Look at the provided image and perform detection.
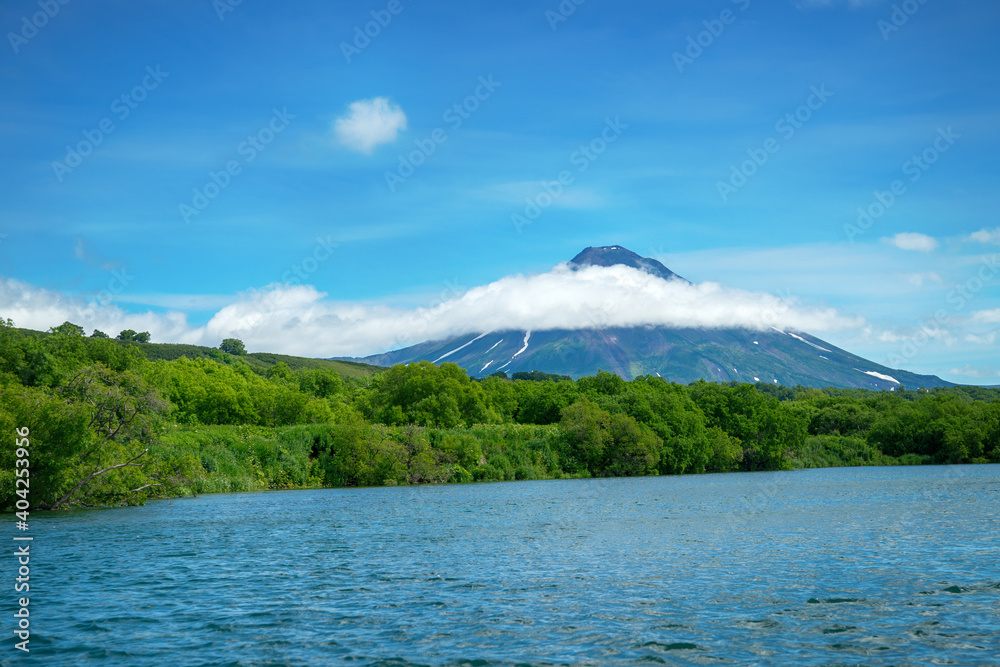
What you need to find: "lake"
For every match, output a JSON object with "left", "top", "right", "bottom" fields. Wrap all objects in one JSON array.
[{"left": 9, "top": 465, "right": 1000, "bottom": 665}]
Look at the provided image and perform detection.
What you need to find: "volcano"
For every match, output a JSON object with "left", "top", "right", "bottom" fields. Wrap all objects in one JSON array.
[{"left": 341, "top": 246, "right": 951, "bottom": 390}]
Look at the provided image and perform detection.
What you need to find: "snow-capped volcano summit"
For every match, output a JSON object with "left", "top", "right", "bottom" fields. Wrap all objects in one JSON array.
[{"left": 340, "top": 247, "right": 950, "bottom": 390}]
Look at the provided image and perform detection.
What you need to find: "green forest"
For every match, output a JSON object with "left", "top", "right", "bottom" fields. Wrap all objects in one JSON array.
[{"left": 2, "top": 320, "right": 999, "bottom": 511}]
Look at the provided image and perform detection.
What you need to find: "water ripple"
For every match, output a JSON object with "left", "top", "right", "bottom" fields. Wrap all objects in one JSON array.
[{"left": 12, "top": 465, "right": 1000, "bottom": 666}]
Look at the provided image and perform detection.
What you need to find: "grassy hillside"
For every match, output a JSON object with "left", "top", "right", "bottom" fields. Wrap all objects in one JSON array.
[
  {"left": 11, "top": 327, "right": 383, "bottom": 379},
  {"left": 134, "top": 341, "right": 381, "bottom": 379}
]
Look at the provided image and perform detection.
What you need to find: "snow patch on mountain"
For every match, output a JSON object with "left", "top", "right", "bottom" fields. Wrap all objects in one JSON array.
[
  {"left": 789, "top": 332, "right": 832, "bottom": 352},
  {"left": 860, "top": 370, "right": 900, "bottom": 384},
  {"left": 512, "top": 331, "right": 531, "bottom": 359},
  {"left": 433, "top": 332, "right": 490, "bottom": 363}
]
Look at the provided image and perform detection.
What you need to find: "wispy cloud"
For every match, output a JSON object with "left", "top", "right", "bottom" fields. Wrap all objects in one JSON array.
[
  {"left": 884, "top": 232, "right": 939, "bottom": 252},
  {"left": 971, "top": 308, "right": 1000, "bottom": 323},
  {"left": 900, "top": 271, "right": 942, "bottom": 288},
  {"left": 968, "top": 227, "right": 1000, "bottom": 245},
  {"left": 479, "top": 182, "right": 605, "bottom": 209},
  {"left": 74, "top": 236, "right": 122, "bottom": 271},
  {"left": 948, "top": 364, "right": 1000, "bottom": 379},
  {"left": 333, "top": 97, "right": 407, "bottom": 154},
  {"left": 965, "top": 332, "right": 997, "bottom": 345}
]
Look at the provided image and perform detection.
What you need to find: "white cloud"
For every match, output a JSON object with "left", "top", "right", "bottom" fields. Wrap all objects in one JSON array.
[
  {"left": 884, "top": 232, "right": 939, "bottom": 252},
  {"left": 0, "top": 277, "right": 194, "bottom": 341},
  {"left": 900, "top": 272, "right": 943, "bottom": 288},
  {"left": 0, "top": 265, "right": 866, "bottom": 358},
  {"left": 965, "top": 332, "right": 997, "bottom": 345},
  {"left": 948, "top": 364, "right": 1000, "bottom": 379},
  {"left": 968, "top": 227, "right": 1000, "bottom": 245},
  {"left": 876, "top": 324, "right": 950, "bottom": 344},
  {"left": 971, "top": 308, "right": 1000, "bottom": 323},
  {"left": 333, "top": 97, "right": 407, "bottom": 154}
]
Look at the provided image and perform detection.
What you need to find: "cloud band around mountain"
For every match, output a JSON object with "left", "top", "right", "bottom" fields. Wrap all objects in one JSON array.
[{"left": 0, "top": 263, "right": 865, "bottom": 358}]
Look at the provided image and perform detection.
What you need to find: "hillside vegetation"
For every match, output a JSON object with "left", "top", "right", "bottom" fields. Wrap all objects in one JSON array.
[{"left": 1, "top": 320, "right": 998, "bottom": 510}]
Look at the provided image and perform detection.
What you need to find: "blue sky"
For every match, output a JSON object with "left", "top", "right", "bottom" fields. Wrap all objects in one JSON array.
[{"left": 1, "top": 0, "right": 999, "bottom": 383}]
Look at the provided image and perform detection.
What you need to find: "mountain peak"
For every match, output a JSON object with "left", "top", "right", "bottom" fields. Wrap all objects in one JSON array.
[{"left": 569, "top": 245, "right": 686, "bottom": 282}]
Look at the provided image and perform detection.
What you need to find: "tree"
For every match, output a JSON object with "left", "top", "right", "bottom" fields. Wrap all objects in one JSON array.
[
  {"left": 559, "top": 399, "right": 660, "bottom": 476},
  {"left": 90, "top": 329, "right": 110, "bottom": 339},
  {"left": 514, "top": 379, "right": 579, "bottom": 425},
  {"left": 560, "top": 399, "right": 610, "bottom": 474},
  {"left": 361, "top": 362, "right": 499, "bottom": 428},
  {"left": 116, "top": 330, "right": 150, "bottom": 343},
  {"left": 604, "top": 412, "right": 660, "bottom": 476},
  {"left": 624, "top": 376, "right": 728, "bottom": 474},
  {"left": 0, "top": 364, "right": 177, "bottom": 510},
  {"left": 220, "top": 338, "right": 246, "bottom": 355},
  {"left": 50, "top": 321, "right": 85, "bottom": 336},
  {"left": 46, "top": 365, "right": 169, "bottom": 509},
  {"left": 689, "top": 381, "right": 802, "bottom": 471}
]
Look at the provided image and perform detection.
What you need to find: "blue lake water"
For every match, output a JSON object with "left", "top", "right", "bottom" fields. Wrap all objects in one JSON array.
[{"left": 7, "top": 465, "right": 1000, "bottom": 665}]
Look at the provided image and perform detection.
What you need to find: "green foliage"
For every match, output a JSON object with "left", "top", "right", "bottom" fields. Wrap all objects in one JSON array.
[
  {"left": 512, "top": 379, "right": 580, "bottom": 425},
  {"left": 143, "top": 357, "right": 326, "bottom": 428},
  {"left": 116, "top": 329, "right": 150, "bottom": 343},
  {"left": 559, "top": 399, "right": 660, "bottom": 477},
  {"left": 219, "top": 338, "right": 247, "bottom": 355},
  {"left": 641, "top": 377, "right": 742, "bottom": 474},
  {"left": 360, "top": 361, "right": 500, "bottom": 428},
  {"left": 50, "top": 321, "right": 85, "bottom": 336},
  {"left": 511, "top": 370, "right": 572, "bottom": 382},
  {"left": 0, "top": 364, "right": 184, "bottom": 510},
  {"left": 90, "top": 329, "right": 110, "bottom": 338},
  {"left": 790, "top": 435, "right": 893, "bottom": 469},
  {"left": 689, "top": 381, "right": 803, "bottom": 471},
  {"left": 155, "top": 424, "right": 323, "bottom": 494},
  {"left": 866, "top": 393, "right": 999, "bottom": 464},
  {"left": 480, "top": 374, "right": 519, "bottom": 422},
  {"left": 2, "top": 319, "right": 998, "bottom": 509},
  {"left": 807, "top": 398, "right": 878, "bottom": 437}
]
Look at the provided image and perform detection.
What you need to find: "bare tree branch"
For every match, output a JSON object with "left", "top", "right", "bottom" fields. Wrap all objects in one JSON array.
[
  {"left": 49, "top": 447, "right": 149, "bottom": 510},
  {"left": 128, "top": 483, "right": 163, "bottom": 494}
]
